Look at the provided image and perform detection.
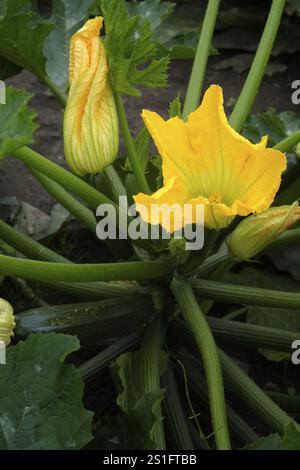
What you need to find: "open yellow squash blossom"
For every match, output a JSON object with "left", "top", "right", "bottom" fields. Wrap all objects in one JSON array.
[
  {"left": 64, "top": 17, "right": 119, "bottom": 176},
  {"left": 134, "top": 85, "right": 287, "bottom": 231}
]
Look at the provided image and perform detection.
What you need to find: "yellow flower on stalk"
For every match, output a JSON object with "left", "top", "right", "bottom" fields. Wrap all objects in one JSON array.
[
  {"left": 64, "top": 17, "right": 119, "bottom": 176},
  {"left": 134, "top": 85, "right": 287, "bottom": 231},
  {"left": 0, "top": 298, "right": 15, "bottom": 346},
  {"left": 226, "top": 202, "right": 300, "bottom": 261}
]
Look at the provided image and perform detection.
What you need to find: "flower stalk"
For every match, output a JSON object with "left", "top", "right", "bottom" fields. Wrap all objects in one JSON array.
[
  {"left": 182, "top": 0, "right": 220, "bottom": 119},
  {"left": 114, "top": 93, "right": 151, "bottom": 195},
  {"left": 30, "top": 168, "right": 97, "bottom": 232},
  {"left": 14, "top": 146, "right": 115, "bottom": 211}
]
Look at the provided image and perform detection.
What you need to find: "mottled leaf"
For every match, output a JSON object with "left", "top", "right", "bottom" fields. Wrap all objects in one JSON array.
[
  {"left": 44, "top": 0, "right": 95, "bottom": 92},
  {"left": 0, "top": 0, "right": 54, "bottom": 77},
  {"left": 100, "top": 0, "right": 169, "bottom": 96},
  {"left": 0, "top": 87, "right": 38, "bottom": 160},
  {"left": 0, "top": 333, "right": 93, "bottom": 449}
]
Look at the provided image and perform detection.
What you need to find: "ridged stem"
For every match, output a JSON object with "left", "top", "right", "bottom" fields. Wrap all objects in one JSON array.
[
  {"left": 114, "top": 94, "right": 151, "bottom": 195},
  {"left": 0, "top": 254, "right": 170, "bottom": 282},
  {"left": 192, "top": 279, "right": 300, "bottom": 310},
  {"left": 0, "top": 218, "right": 137, "bottom": 298},
  {"left": 139, "top": 315, "right": 167, "bottom": 449},
  {"left": 162, "top": 364, "right": 195, "bottom": 450},
  {"left": 182, "top": 0, "right": 220, "bottom": 119},
  {"left": 30, "top": 169, "right": 96, "bottom": 232},
  {"left": 229, "top": 0, "right": 286, "bottom": 132},
  {"left": 79, "top": 331, "right": 140, "bottom": 381},
  {"left": 171, "top": 277, "right": 231, "bottom": 450},
  {"left": 176, "top": 322, "right": 296, "bottom": 434},
  {"left": 13, "top": 146, "right": 116, "bottom": 211}
]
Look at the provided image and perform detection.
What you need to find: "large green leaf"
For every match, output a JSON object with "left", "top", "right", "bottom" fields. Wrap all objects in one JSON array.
[
  {"left": 212, "top": 53, "right": 286, "bottom": 77},
  {"left": 0, "top": 87, "right": 38, "bottom": 160},
  {"left": 268, "top": 242, "right": 300, "bottom": 284},
  {"left": 44, "top": 0, "right": 95, "bottom": 92},
  {"left": 0, "top": 1, "right": 54, "bottom": 78},
  {"left": 154, "top": 3, "right": 217, "bottom": 60},
  {"left": 0, "top": 57, "right": 22, "bottom": 80},
  {"left": 242, "top": 109, "right": 300, "bottom": 202},
  {"left": 0, "top": 333, "right": 93, "bottom": 449},
  {"left": 286, "top": 0, "right": 300, "bottom": 16},
  {"left": 242, "top": 109, "right": 300, "bottom": 147},
  {"left": 126, "top": 0, "right": 175, "bottom": 32},
  {"left": 100, "top": 0, "right": 169, "bottom": 96},
  {"left": 244, "top": 421, "right": 300, "bottom": 450}
]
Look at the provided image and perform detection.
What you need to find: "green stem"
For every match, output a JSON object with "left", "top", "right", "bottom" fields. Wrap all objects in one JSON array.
[
  {"left": 196, "top": 251, "right": 229, "bottom": 278},
  {"left": 200, "top": 258, "right": 234, "bottom": 314},
  {"left": 268, "top": 227, "right": 300, "bottom": 248},
  {"left": 41, "top": 74, "right": 67, "bottom": 108},
  {"left": 178, "top": 352, "right": 259, "bottom": 445},
  {"left": 13, "top": 146, "right": 116, "bottom": 211},
  {"left": 103, "top": 164, "right": 127, "bottom": 205},
  {"left": 139, "top": 315, "right": 167, "bottom": 449},
  {"left": 196, "top": 227, "right": 300, "bottom": 279},
  {"left": 207, "top": 317, "right": 298, "bottom": 353},
  {"left": 222, "top": 307, "right": 247, "bottom": 321},
  {"left": 267, "top": 392, "right": 300, "bottom": 412},
  {"left": 0, "top": 218, "right": 135, "bottom": 298},
  {"left": 173, "top": 317, "right": 298, "bottom": 355},
  {"left": 171, "top": 277, "right": 231, "bottom": 450},
  {"left": 30, "top": 169, "right": 97, "bottom": 232},
  {"left": 182, "top": 0, "right": 220, "bottom": 119},
  {"left": 114, "top": 93, "right": 151, "bottom": 195},
  {"left": 176, "top": 322, "right": 296, "bottom": 434},
  {"left": 183, "top": 230, "right": 218, "bottom": 274},
  {"left": 229, "top": 0, "right": 286, "bottom": 132},
  {"left": 0, "top": 254, "right": 171, "bottom": 283},
  {"left": 162, "top": 364, "right": 195, "bottom": 450},
  {"left": 219, "top": 349, "right": 295, "bottom": 433},
  {"left": 274, "top": 129, "right": 300, "bottom": 152},
  {"left": 16, "top": 147, "right": 153, "bottom": 251},
  {"left": 0, "top": 218, "right": 67, "bottom": 263},
  {"left": 79, "top": 331, "right": 140, "bottom": 381},
  {"left": 192, "top": 278, "right": 300, "bottom": 310}
]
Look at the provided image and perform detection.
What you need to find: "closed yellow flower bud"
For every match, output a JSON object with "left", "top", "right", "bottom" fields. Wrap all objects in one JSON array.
[
  {"left": 64, "top": 17, "right": 119, "bottom": 176},
  {"left": 226, "top": 202, "right": 300, "bottom": 261},
  {"left": 0, "top": 298, "right": 15, "bottom": 345}
]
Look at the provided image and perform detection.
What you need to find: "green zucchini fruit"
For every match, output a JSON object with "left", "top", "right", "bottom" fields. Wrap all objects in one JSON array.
[{"left": 16, "top": 294, "right": 155, "bottom": 347}]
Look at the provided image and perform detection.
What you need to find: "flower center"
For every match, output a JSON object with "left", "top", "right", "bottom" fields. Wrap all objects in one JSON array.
[{"left": 208, "top": 192, "right": 222, "bottom": 204}]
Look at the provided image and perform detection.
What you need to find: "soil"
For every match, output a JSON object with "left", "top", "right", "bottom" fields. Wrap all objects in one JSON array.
[{"left": 1, "top": 54, "right": 300, "bottom": 212}]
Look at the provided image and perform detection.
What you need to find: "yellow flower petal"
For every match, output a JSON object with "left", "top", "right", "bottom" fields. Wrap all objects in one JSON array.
[
  {"left": 64, "top": 17, "right": 119, "bottom": 176},
  {"left": 135, "top": 177, "right": 190, "bottom": 232},
  {"left": 135, "top": 85, "right": 287, "bottom": 231}
]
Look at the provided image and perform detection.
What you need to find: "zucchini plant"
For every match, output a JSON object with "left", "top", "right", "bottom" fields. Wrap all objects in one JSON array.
[{"left": 0, "top": 0, "right": 300, "bottom": 451}]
